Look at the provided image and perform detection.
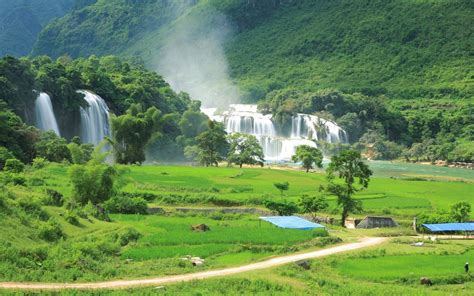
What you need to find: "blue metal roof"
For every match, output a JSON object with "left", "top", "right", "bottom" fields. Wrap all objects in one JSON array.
[
  {"left": 422, "top": 223, "right": 474, "bottom": 232},
  {"left": 260, "top": 216, "right": 324, "bottom": 230}
]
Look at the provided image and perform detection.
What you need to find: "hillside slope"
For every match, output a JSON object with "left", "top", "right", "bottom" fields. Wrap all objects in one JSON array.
[
  {"left": 32, "top": 0, "right": 474, "bottom": 101},
  {"left": 0, "top": 0, "right": 75, "bottom": 57}
]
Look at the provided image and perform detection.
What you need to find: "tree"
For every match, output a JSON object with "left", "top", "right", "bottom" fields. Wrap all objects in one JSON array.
[
  {"left": 326, "top": 150, "right": 372, "bottom": 226},
  {"left": 299, "top": 195, "right": 328, "bottom": 220},
  {"left": 67, "top": 141, "right": 94, "bottom": 164},
  {"left": 264, "top": 200, "right": 299, "bottom": 216},
  {"left": 292, "top": 145, "right": 323, "bottom": 172},
  {"left": 227, "top": 133, "right": 265, "bottom": 168},
  {"left": 273, "top": 182, "right": 289, "bottom": 196},
  {"left": 450, "top": 201, "right": 471, "bottom": 222},
  {"left": 69, "top": 164, "right": 117, "bottom": 205},
  {"left": 0, "top": 146, "right": 14, "bottom": 170},
  {"left": 110, "top": 104, "right": 162, "bottom": 164},
  {"left": 35, "top": 131, "right": 71, "bottom": 163},
  {"left": 190, "top": 121, "right": 228, "bottom": 167}
]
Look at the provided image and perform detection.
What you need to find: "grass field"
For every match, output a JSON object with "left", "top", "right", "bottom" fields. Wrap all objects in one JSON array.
[
  {"left": 39, "top": 163, "right": 474, "bottom": 219},
  {"left": 0, "top": 162, "right": 473, "bottom": 294}
]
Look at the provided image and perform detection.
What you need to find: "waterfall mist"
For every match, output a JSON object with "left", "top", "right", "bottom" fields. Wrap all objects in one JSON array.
[
  {"left": 205, "top": 105, "right": 348, "bottom": 161},
  {"left": 35, "top": 92, "right": 61, "bottom": 136},
  {"left": 154, "top": 8, "right": 240, "bottom": 107}
]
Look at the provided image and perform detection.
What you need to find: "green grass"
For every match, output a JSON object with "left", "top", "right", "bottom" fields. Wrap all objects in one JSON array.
[
  {"left": 39, "top": 163, "right": 473, "bottom": 218},
  {"left": 113, "top": 214, "right": 317, "bottom": 262},
  {"left": 338, "top": 250, "right": 474, "bottom": 282},
  {"left": 0, "top": 161, "right": 473, "bottom": 290}
]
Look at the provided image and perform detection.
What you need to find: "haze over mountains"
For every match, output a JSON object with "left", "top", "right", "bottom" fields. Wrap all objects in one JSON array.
[
  {"left": 1, "top": 0, "right": 469, "bottom": 102},
  {"left": 0, "top": 0, "right": 76, "bottom": 57}
]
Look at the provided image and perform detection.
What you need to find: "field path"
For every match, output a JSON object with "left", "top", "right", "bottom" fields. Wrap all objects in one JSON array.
[{"left": 0, "top": 237, "right": 385, "bottom": 290}]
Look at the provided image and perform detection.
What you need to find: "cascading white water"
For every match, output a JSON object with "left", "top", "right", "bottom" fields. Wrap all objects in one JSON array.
[
  {"left": 78, "top": 90, "right": 111, "bottom": 146},
  {"left": 205, "top": 104, "right": 347, "bottom": 161},
  {"left": 34, "top": 92, "right": 60, "bottom": 136}
]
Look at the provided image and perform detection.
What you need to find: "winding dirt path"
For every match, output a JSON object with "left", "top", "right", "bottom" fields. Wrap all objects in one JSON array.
[{"left": 0, "top": 237, "right": 385, "bottom": 290}]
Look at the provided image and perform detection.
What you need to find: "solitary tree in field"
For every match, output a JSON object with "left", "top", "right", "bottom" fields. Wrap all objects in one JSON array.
[
  {"left": 326, "top": 150, "right": 372, "bottom": 226},
  {"left": 227, "top": 133, "right": 265, "bottom": 168},
  {"left": 292, "top": 145, "right": 323, "bottom": 172},
  {"left": 274, "top": 182, "right": 289, "bottom": 196},
  {"left": 190, "top": 121, "right": 228, "bottom": 167},
  {"left": 299, "top": 195, "right": 328, "bottom": 220}
]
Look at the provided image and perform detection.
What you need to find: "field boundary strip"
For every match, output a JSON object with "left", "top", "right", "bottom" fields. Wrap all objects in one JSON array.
[{"left": 0, "top": 237, "right": 386, "bottom": 290}]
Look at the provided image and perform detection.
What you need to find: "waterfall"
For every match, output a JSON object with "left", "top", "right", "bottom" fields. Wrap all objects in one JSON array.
[
  {"left": 205, "top": 104, "right": 347, "bottom": 161},
  {"left": 34, "top": 92, "right": 60, "bottom": 136},
  {"left": 78, "top": 90, "right": 111, "bottom": 146}
]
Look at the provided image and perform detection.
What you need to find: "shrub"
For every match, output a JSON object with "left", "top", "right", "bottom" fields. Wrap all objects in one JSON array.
[
  {"left": 104, "top": 195, "right": 147, "bottom": 214},
  {"left": 3, "top": 173, "right": 26, "bottom": 186},
  {"left": 264, "top": 200, "right": 299, "bottom": 216},
  {"left": 28, "top": 177, "right": 45, "bottom": 186},
  {"left": 0, "top": 147, "right": 15, "bottom": 170},
  {"left": 69, "top": 164, "right": 117, "bottom": 205},
  {"left": 18, "top": 198, "right": 49, "bottom": 221},
  {"left": 65, "top": 212, "right": 80, "bottom": 226},
  {"left": 121, "top": 192, "right": 157, "bottom": 202},
  {"left": 4, "top": 159, "right": 24, "bottom": 173},
  {"left": 42, "top": 189, "right": 64, "bottom": 207},
  {"left": 32, "top": 157, "right": 48, "bottom": 169},
  {"left": 118, "top": 228, "right": 141, "bottom": 246},
  {"left": 38, "top": 219, "right": 64, "bottom": 241}
]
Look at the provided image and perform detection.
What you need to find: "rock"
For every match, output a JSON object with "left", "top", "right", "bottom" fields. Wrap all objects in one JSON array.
[
  {"left": 190, "top": 257, "right": 205, "bottom": 266},
  {"left": 295, "top": 260, "right": 311, "bottom": 270},
  {"left": 191, "top": 224, "right": 210, "bottom": 232},
  {"left": 420, "top": 277, "right": 432, "bottom": 286}
]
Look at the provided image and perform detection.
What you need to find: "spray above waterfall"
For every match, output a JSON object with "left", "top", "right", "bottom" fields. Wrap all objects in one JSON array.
[
  {"left": 155, "top": 8, "right": 240, "bottom": 107},
  {"left": 78, "top": 90, "right": 111, "bottom": 146},
  {"left": 204, "top": 105, "right": 348, "bottom": 161},
  {"left": 34, "top": 92, "right": 60, "bottom": 136}
]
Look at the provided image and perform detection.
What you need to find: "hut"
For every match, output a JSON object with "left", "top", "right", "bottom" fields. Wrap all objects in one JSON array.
[{"left": 355, "top": 216, "right": 398, "bottom": 229}]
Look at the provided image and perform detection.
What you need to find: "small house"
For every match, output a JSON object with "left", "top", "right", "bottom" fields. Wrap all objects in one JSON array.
[{"left": 355, "top": 216, "right": 398, "bottom": 229}]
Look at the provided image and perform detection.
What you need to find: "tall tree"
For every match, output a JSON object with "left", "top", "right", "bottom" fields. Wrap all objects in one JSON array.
[
  {"left": 227, "top": 133, "right": 265, "bottom": 168},
  {"left": 326, "top": 150, "right": 372, "bottom": 226},
  {"left": 191, "top": 121, "right": 228, "bottom": 167},
  {"left": 292, "top": 145, "right": 323, "bottom": 172},
  {"left": 110, "top": 104, "right": 161, "bottom": 164}
]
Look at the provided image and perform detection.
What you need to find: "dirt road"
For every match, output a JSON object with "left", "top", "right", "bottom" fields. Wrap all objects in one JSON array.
[{"left": 0, "top": 237, "right": 385, "bottom": 290}]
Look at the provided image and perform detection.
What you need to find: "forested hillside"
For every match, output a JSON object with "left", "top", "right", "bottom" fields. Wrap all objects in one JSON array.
[
  {"left": 33, "top": 0, "right": 473, "bottom": 100},
  {"left": 0, "top": 0, "right": 76, "bottom": 57}
]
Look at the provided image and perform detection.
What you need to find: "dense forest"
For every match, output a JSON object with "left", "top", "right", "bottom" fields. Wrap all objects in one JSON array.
[
  {"left": 0, "top": 0, "right": 473, "bottom": 163},
  {"left": 0, "top": 55, "right": 217, "bottom": 166},
  {"left": 0, "top": 0, "right": 76, "bottom": 57}
]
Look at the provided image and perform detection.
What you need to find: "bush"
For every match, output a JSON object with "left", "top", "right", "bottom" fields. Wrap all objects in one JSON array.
[
  {"left": 121, "top": 192, "right": 157, "bottom": 202},
  {"left": 38, "top": 219, "right": 64, "bottom": 241},
  {"left": 264, "top": 200, "right": 299, "bottom": 216},
  {"left": 17, "top": 198, "right": 49, "bottom": 221},
  {"left": 32, "top": 157, "right": 48, "bottom": 169},
  {"left": 2, "top": 173, "right": 26, "bottom": 186},
  {"left": 69, "top": 164, "right": 117, "bottom": 205},
  {"left": 42, "top": 189, "right": 64, "bottom": 207},
  {"left": 118, "top": 228, "right": 141, "bottom": 246},
  {"left": 4, "top": 159, "right": 24, "bottom": 173},
  {"left": 0, "top": 147, "right": 15, "bottom": 170},
  {"left": 104, "top": 195, "right": 147, "bottom": 214},
  {"left": 28, "top": 177, "right": 45, "bottom": 186},
  {"left": 65, "top": 212, "right": 80, "bottom": 226}
]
